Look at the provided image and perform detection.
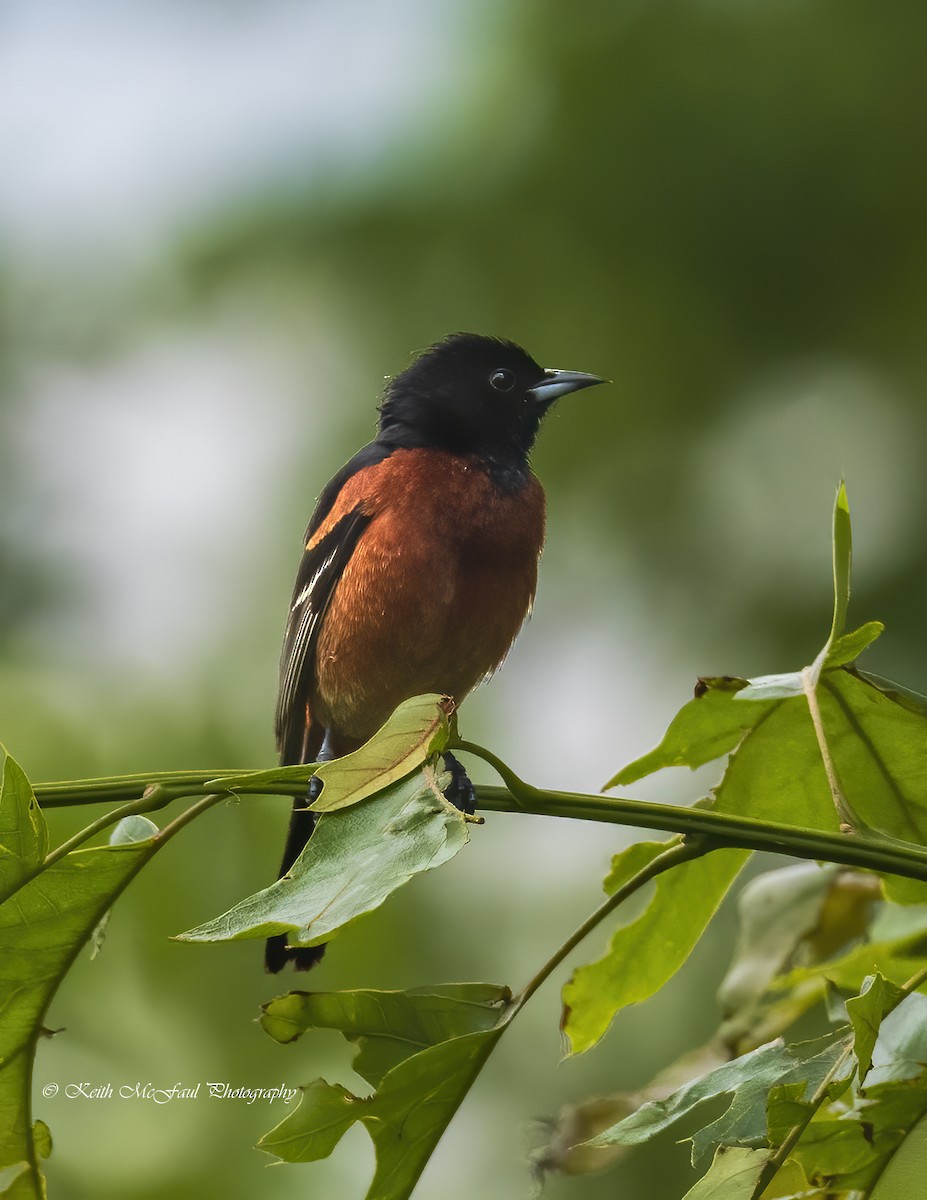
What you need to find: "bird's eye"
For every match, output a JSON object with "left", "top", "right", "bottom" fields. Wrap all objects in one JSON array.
[{"left": 490, "top": 368, "right": 516, "bottom": 392}]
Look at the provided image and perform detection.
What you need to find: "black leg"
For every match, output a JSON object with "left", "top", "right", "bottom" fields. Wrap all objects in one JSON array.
[
  {"left": 264, "top": 730, "right": 336, "bottom": 974},
  {"left": 442, "top": 751, "right": 476, "bottom": 815}
]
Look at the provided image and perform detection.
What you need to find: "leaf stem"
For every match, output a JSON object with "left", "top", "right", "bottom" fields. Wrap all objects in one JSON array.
[
  {"left": 473, "top": 786, "right": 927, "bottom": 884},
  {"left": 801, "top": 665, "right": 867, "bottom": 834},
  {"left": 511, "top": 836, "right": 712, "bottom": 1012}
]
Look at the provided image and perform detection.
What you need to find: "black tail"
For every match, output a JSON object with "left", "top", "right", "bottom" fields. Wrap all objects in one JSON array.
[{"left": 264, "top": 793, "right": 326, "bottom": 973}]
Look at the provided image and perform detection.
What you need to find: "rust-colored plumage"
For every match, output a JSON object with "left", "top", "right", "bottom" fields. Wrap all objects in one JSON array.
[{"left": 311, "top": 449, "right": 545, "bottom": 747}]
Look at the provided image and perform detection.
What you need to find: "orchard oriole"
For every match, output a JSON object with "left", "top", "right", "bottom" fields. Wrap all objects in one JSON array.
[{"left": 266, "top": 332, "right": 605, "bottom": 972}]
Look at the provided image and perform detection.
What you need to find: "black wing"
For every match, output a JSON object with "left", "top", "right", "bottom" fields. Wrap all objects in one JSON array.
[{"left": 275, "top": 506, "right": 373, "bottom": 764}]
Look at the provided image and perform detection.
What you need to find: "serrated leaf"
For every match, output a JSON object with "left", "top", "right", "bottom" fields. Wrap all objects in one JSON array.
[
  {"left": 691, "top": 1041, "right": 852, "bottom": 1168},
  {"left": 259, "top": 985, "right": 514, "bottom": 1200},
  {"left": 605, "top": 677, "right": 770, "bottom": 788},
  {"left": 311, "top": 694, "right": 455, "bottom": 813},
  {"left": 562, "top": 843, "right": 746, "bottom": 1055},
  {"left": 177, "top": 767, "right": 470, "bottom": 949},
  {"left": 847, "top": 973, "right": 905, "bottom": 1084},
  {"left": 260, "top": 984, "right": 511, "bottom": 1086},
  {"left": 588, "top": 1039, "right": 850, "bottom": 1170}
]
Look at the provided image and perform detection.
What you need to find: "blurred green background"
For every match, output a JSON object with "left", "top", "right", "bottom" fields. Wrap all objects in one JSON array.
[{"left": 3, "top": 0, "right": 926, "bottom": 1196}]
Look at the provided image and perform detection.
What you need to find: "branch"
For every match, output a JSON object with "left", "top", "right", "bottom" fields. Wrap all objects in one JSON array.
[{"left": 31, "top": 766, "right": 927, "bottom": 886}]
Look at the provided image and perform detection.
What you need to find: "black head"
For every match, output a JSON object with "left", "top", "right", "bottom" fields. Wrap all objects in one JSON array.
[{"left": 377, "top": 333, "right": 605, "bottom": 472}]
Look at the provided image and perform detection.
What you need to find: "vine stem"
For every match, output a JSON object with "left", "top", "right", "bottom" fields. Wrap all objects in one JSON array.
[
  {"left": 511, "top": 835, "right": 712, "bottom": 1012},
  {"left": 30, "top": 764, "right": 927, "bottom": 886}
]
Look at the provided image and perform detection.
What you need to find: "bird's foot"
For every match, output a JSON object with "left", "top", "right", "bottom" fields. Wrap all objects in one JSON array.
[{"left": 442, "top": 752, "right": 477, "bottom": 816}]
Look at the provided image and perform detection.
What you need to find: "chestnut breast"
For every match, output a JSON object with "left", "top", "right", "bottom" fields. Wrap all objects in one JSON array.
[{"left": 311, "top": 447, "right": 546, "bottom": 742}]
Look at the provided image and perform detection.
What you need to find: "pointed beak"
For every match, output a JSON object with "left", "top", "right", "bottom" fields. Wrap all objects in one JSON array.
[{"left": 527, "top": 368, "right": 608, "bottom": 405}]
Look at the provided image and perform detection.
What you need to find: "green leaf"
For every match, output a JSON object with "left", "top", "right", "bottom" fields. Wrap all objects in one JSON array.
[
  {"left": 777, "top": 909, "right": 927, "bottom": 996},
  {"left": 311, "top": 694, "right": 455, "bottom": 813},
  {"left": 0, "top": 752, "right": 49, "bottom": 903},
  {"left": 259, "top": 985, "right": 513, "bottom": 1200},
  {"left": 177, "top": 766, "right": 470, "bottom": 949},
  {"left": 854, "top": 670, "right": 927, "bottom": 717},
  {"left": 0, "top": 753, "right": 165, "bottom": 1200},
  {"left": 870, "top": 1109, "right": 927, "bottom": 1200},
  {"left": 830, "top": 481, "right": 852, "bottom": 645},
  {"left": 847, "top": 973, "right": 906, "bottom": 1084},
  {"left": 826, "top": 620, "right": 885, "bottom": 667},
  {"left": 866, "top": 990, "right": 927, "bottom": 1087},
  {"left": 588, "top": 1038, "right": 850, "bottom": 1168},
  {"left": 257, "top": 1079, "right": 358, "bottom": 1163},
  {"left": 679, "top": 1146, "right": 769, "bottom": 1200},
  {"left": 260, "top": 984, "right": 511, "bottom": 1086},
  {"left": 0, "top": 1164, "right": 29, "bottom": 1194},
  {"left": 605, "top": 677, "right": 772, "bottom": 788},
  {"left": 562, "top": 844, "right": 747, "bottom": 1055}
]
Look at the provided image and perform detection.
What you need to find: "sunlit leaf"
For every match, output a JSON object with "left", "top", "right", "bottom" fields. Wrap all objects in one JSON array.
[
  {"left": 177, "top": 766, "right": 470, "bottom": 950},
  {"left": 605, "top": 677, "right": 770, "bottom": 788},
  {"left": 562, "top": 842, "right": 746, "bottom": 1055}
]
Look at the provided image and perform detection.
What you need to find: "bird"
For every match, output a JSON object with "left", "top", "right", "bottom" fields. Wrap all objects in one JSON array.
[{"left": 265, "top": 332, "right": 605, "bottom": 972}]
